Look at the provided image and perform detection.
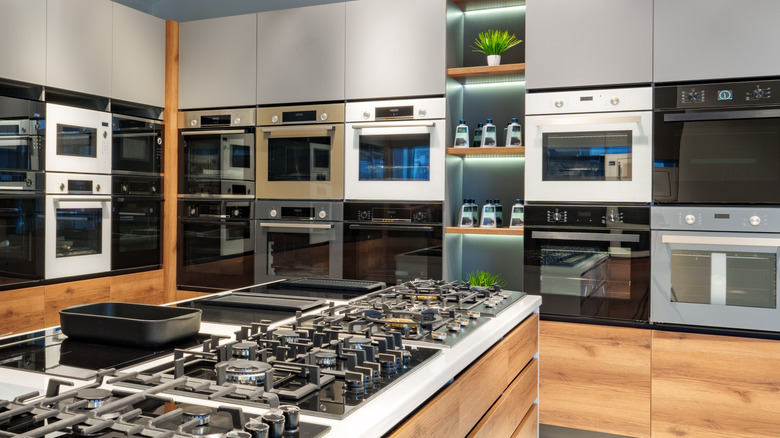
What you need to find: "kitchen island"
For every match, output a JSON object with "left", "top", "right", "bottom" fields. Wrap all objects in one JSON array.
[{"left": 0, "top": 281, "right": 540, "bottom": 437}]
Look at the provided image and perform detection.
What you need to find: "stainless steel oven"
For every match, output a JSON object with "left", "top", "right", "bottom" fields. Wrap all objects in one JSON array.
[
  {"left": 112, "top": 114, "right": 162, "bottom": 175},
  {"left": 345, "top": 98, "right": 446, "bottom": 201},
  {"left": 178, "top": 199, "right": 254, "bottom": 292},
  {"left": 257, "top": 103, "right": 344, "bottom": 200},
  {"left": 179, "top": 108, "right": 255, "bottom": 197},
  {"left": 343, "top": 202, "right": 442, "bottom": 286},
  {"left": 111, "top": 175, "right": 162, "bottom": 273},
  {"left": 0, "top": 95, "right": 45, "bottom": 191},
  {"left": 654, "top": 78, "right": 780, "bottom": 204},
  {"left": 525, "top": 87, "right": 653, "bottom": 203},
  {"left": 652, "top": 206, "right": 780, "bottom": 332},
  {"left": 45, "top": 173, "right": 111, "bottom": 279},
  {"left": 255, "top": 200, "right": 343, "bottom": 281},
  {"left": 524, "top": 204, "right": 651, "bottom": 321},
  {"left": 46, "top": 103, "right": 111, "bottom": 175}
]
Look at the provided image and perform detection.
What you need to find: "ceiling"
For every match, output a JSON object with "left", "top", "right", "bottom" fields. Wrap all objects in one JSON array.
[{"left": 112, "top": 0, "right": 352, "bottom": 22}]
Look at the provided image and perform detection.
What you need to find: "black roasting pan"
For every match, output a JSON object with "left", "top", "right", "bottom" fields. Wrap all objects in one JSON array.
[{"left": 59, "top": 302, "right": 202, "bottom": 348}]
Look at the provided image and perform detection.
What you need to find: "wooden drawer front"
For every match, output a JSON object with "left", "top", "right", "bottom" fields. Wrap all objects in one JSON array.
[
  {"left": 507, "top": 314, "right": 539, "bottom": 380},
  {"left": 653, "top": 331, "right": 780, "bottom": 438},
  {"left": 540, "top": 321, "right": 651, "bottom": 438},
  {"left": 512, "top": 403, "right": 539, "bottom": 438},
  {"left": 469, "top": 359, "right": 539, "bottom": 438},
  {"left": 0, "top": 286, "right": 45, "bottom": 334},
  {"left": 44, "top": 277, "right": 111, "bottom": 327},
  {"left": 110, "top": 270, "right": 165, "bottom": 305}
]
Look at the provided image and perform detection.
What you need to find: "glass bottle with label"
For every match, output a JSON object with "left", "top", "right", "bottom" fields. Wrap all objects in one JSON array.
[
  {"left": 481, "top": 119, "right": 497, "bottom": 147},
  {"left": 506, "top": 118, "right": 522, "bottom": 146},
  {"left": 458, "top": 198, "right": 474, "bottom": 226},
  {"left": 510, "top": 198, "right": 524, "bottom": 228},
  {"left": 480, "top": 199, "right": 497, "bottom": 228},
  {"left": 454, "top": 120, "right": 469, "bottom": 148}
]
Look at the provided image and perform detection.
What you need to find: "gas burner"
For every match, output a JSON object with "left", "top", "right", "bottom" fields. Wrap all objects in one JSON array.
[
  {"left": 231, "top": 342, "right": 255, "bottom": 359},
  {"left": 182, "top": 405, "right": 212, "bottom": 425},
  {"left": 75, "top": 388, "right": 112, "bottom": 409},
  {"left": 347, "top": 336, "right": 372, "bottom": 350},
  {"left": 223, "top": 359, "right": 272, "bottom": 386},
  {"left": 314, "top": 351, "right": 337, "bottom": 368},
  {"left": 275, "top": 329, "right": 299, "bottom": 344}
]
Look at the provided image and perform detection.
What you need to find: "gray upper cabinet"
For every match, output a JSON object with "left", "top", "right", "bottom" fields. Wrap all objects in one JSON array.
[
  {"left": 525, "top": 0, "right": 652, "bottom": 90},
  {"left": 179, "top": 14, "right": 257, "bottom": 109},
  {"left": 345, "top": 0, "right": 446, "bottom": 100},
  {"left": 257, "top": 3, "right": 345, "bottom": 105},
  {"left": 112, "top": 3, "right": 165, "bottom": 107},
  {"left": 0, "top": 0, "right": 46, "bottom": 86},
  {"left": 654, "top": 0, "right": 780, "bottom": 83},
  {"left": 46, "top": 0, "right": 112, "bottom": 96}
]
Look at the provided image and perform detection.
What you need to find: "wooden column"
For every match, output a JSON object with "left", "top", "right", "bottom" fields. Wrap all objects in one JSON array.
[{"left": 163, "top": 20, "right": 179, "bottom": 303}]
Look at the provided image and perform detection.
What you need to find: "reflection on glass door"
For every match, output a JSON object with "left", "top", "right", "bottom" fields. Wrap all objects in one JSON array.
[
  {"left": 543, "top": 130, "right": 632, "bottom": 181},
  {"left": 358, "top": 134, "right": 430, "bottom": 181},
  {"left": 56, "top": 208, "right": 102, "bottom": 258}
]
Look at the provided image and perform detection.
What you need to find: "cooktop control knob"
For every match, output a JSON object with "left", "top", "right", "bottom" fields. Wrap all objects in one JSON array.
[
  {"left": 753, "top": 87, "right": 765, "bottom": 99},
  {"left": 362, "top": 111, "right": 371, "bottom": 120},
  {"left": 189, "top": 207, "right": 197, "bottom": 217},
  {"left": 320, "top": 113, "right": 328, "bottom": 121},
  {"left": 684, "top": 214, "right": 696, "bottom": 225},
  {"left": 554, "top": 99, "right": 564, "bottom": 108},
  {"left": 610, "top": 97, "right": 620, "bottom": 105},
  {"left": 271, "top": 115, "right": 279, "bottom": 123},
  {"left": 750, "top": 215, "right": 761, "bottom": 226},
  {"left": 318, "top": 210, "right": 327, "bottom": 219},
  {"left": 269, "top": 209, "right": 278, "bottom": 218}
]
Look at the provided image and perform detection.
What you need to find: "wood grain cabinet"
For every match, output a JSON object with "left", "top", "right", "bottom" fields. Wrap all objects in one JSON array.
[
  {"left": 44, "top": 277, "right": 111, "bottom": 328},
  {"left": 112, "top": 3, "right": 165, "bottom": 107},
  {"left": 525, "top": 0, "right": 652, "bottom": 90},
  {"left": 0, "top": 286, "right": 46, "bottom": 335},
  {"left": 0, "top": 0, "right": 46, "bottom": 86},
  {"left": 46, "top": 0, "right": 113, "bottom": 97},
  {"left": 257, "top": 3, "right": 345, "bottom": 105}
]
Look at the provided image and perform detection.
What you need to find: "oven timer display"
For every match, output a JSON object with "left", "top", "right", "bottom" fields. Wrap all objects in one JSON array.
[{"left": 717, "top": 90, "right": 733, "bottom": 101}]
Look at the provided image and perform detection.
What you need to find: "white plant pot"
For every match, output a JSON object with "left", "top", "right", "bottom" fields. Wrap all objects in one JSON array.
[{"left": 487, "top": 55, "right": 501, "bottom": 66}]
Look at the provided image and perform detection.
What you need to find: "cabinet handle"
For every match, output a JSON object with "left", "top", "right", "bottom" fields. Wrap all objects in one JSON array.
[
  {"left": 661, "top": 234, "right": 780, "bottom": 247},
  {"left": 261, "top": 125, "right": 335, "bottom": 133},
  {"left": 353, "top": 122, "right": 436, "bottom": 129}
]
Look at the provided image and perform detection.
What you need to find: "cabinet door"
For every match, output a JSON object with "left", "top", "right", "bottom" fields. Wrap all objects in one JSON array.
[
  {"left": 0, "top": 0, "right": 46, "bottom": 85},
  {"left": 654, "top": 0, "right": 780, "bottom": 83},
  {"left": 525, "top": 0, "right": 652, "bottom": 90},
  {"left": 112, "top": 3, "right": 165, "bottom": 107},
  {"left": 345, "top": 0, "right": 446, "bottom": 100},
  {"left": 46, "top": 0, "right": 112, "bottom": 96},
  {"left": 257, "top": 3, "right": 345, "bottom": 105},
  {"left": 179, "top": 14, "right": 257, "bottom": 109}
]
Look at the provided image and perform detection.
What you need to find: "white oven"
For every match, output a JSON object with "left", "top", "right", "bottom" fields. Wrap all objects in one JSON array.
[
  {"left": 45, "top": 173, "right": 111, "bottom": 279},
  {"left": 46, "top": 104, "right": 111, "bottom": 175},
  {"left": 345, "top": 98, "right": 446, "bottom": 201},
  {"left": 525, "top": 87, "right": 652, "bottom": 203}
]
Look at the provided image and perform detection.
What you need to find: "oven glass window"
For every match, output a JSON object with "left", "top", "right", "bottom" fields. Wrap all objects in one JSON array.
[
  {"left": 187, "top": 137, "right": 221, "bottom": 179},
  {"left": 358, "top": 134, "right": 430, "bottom": 181},
  {"left": 268, "top": 137, "right": 331, "bottom": 182},
  {"left": 231, "top": 144, "right": 251, "bottom": 169},
  {"left": 112, "top": 200, "right": 160, "bottom": 270},
  {"left": 670, "top": 249, "right": 776, "bottom": 308},
  {"left": 119, "top": 137, "right": 150, "bottom": 161},
  {"left": 55, "top": 208, "right": 102, "bottom": 258},
  {"left": 266, "top": 230, "right": 332, "bottom": 277},
  {"left": 179, "top": 220, "right": 254, "bottom": 291},
  {"left": 57, "top": 124, "right": 97, "bottom": 158},
  {"left": 542, "top": 130, "right": 632, "bottom": 181},
  {"left": 0, "top": 139, "right": 34, "bottom": 170},
  {"left": 0, "top": 197, "right": 43, "bottom": 284}
]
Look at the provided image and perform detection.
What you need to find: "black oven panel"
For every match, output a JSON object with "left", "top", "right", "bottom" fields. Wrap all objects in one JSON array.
[{"left": 656, "top": 78, "right": 780, "bottom": 109}]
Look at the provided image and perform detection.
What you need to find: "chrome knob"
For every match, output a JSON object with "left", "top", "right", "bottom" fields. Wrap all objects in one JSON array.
[
  {"left": 151, "top": 185, "right": 158, "bottom": 193},
  {"left": 418, "top": 108, "right": 427, "bottom": 118},
  {"left": 271, "top": 115, "right": 279, "bottom": 123},
  {"left": 750, "top": 215, "right": 761, "bottom": 226},
  {"left": 554, "top": 99, "right": 564, "bottom": 108},
  {"left": 190, "top": 207, "right": 197, "bottom": 217},
  {"left": 96, "top": 184, "right": 101, "bottom": 192},
  {"left": 607, "top": 214, "right": 618, "bottom": 223},
  {"left": 362, "top": 111, "right": 371, "bottom": 119},
  {"left": 753, "top": 87, "right": 765, "bottom": 99},
  {"left": 552, "top": 212, "right": 562, "bottom": 222},
  {"left": 270, "top": 209, "right": 278, "bottom": 218},
  {"left": 60, "top": 183, "right": 65, "bottom": 191},
  {"left": 121, "top": 184, "right": 128, "bottom": 193},
  {"left": 320, "top": 113, "right": 328, "bottom": 121},
  {"left": 234, "top": 117, "right": 241, "bottom": 125},
  {"left": 318, "top": 210, "right": 327, "bottom": 219},
  {"left": 157, "top": 136, "right": 162, "bottom": 145},
  {"left": 684, "top": 214, "right": 696, "bottom": 225},
  {"left": 610, "top": 97, "right": 620, "bottom": 105},
  {"left": 190, "top": 119, "right": 197, "bottom": 126},
  {"left": 233, "top": 209, "right": 240, "bottom": 217}
]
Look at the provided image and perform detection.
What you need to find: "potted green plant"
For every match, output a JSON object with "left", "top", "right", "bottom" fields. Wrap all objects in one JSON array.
[
  {"left": 470, "top": 29, "right": 522, "bottom": 66},
  {"left": 463, "top": 270, "right": 507, "bottom": 288}
]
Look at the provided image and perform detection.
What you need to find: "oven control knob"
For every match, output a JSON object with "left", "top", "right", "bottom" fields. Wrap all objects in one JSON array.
[
  {"left": 552, "top": 212, "right": 563, "bottom": 222},
  {"left": 358, "top": 210, "right": 371, "bottom": 221},
  {"left": 753, "top": 88, "right": 765, "bottom": 99},
  {"left": 96, "top": 184, "right": 101, "bottom": 192},
  {"left": 414, "top": 212, "right": 428, "bottom": 223},
  {"left": 121, "top": 183, "right": 128, "bottom": 193},
  {"left": 25, "top": 179, "right": 32, "bottom": 187},
  {"left": 610, "top": 97, "right": 620, "bottom": 105},
  {"left": 59, "top": 183, "right": 65, "bottom": 191},
  {"left": 151, "top": 185, "right": 158, "bottom": 193},
  {"left": 190, "top": 207, "right": 197, "bottom": 217},
  {"left": 750, "top": 215, "right": 761, "bottom": 226},
  {"left": 684, "top": 214, "right": 696, "bottom": 225},
  {"left": 270, "top": 209, "right": 278, "bottom": 218},
  {"left": 103, "top": 131, "right": 107, "bottom": 138},
  {"left": 190, "top": 119, "right": 197, "bottom": 127},
  {"left": 418, "top": 108, "right": 427, "bottom": 118},
  {"left": 554, "top": 99, "right": 564, "bottom": 108},
  {"left": 234, "top": 117, "right": 241, "bottom": 125},
  {"left": 318, "top": 210, "right": 327, "bottom": 219},
  {"left": 271, "top": 115, "right": 279, "bottom": 123},
  {"left": 607, "top": 214, "right": 618, "bottom": 223},
  {"left": 233, "top": 208, "right": 240, "bottom": 217},
  {"left": 363, "top": 111, "right": 371, "bottom": 120},
  {"left": 320, "top": 113, "right": 328, "bottom": 121}
]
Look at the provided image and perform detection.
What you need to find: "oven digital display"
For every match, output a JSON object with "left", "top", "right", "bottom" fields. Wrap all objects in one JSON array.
[
  {"left": 200, "top": 114, "right": 231, "bottom": 126},
  {"left": 372, "top": 208, "right": 411, "bottom": 221},
  {"left": 68, "top": 180, "right": 93, "bottom": 192},
  {"left": 282, "top": 110, "right": 317, "bottom": 123},
  {"left": 580, "top": 96, "right": 594, "bottom": 101},
  {"left": 281, "top": 206, "right": 315, "bottom": 218},
  {"left": 714, "top": 213, "right": 730, "bottom": 219},
  {"left": 717, "top": 90, "right": 733, "bottom": 101},
  {"left": 376, "top": 106, "right": 414, "bottom": 119}
]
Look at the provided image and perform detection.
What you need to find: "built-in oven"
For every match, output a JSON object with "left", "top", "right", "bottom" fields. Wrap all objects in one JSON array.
[
  {"left": 45, "top": 173, "right": 111, "bottom": 280},
  {"left": 178, "top": 199, "right": 254, "bottom": 292},
  {"left": 111, "top": 175, "right": 162, "bottom": 273},
  {"left": 343, "top": 202, "right": 442, "bottom": 286},
  {"left": 525, "top": 87, "right": 653, "bottom": 203},
  {"left": 652, "top": 206, "right": 780, "bottom": 332},
  {"left": 112, "top": 114, "right": 162, "bottom": 175},
  {"left": 257, "top": 103, "right": 344, "bottom": 200},
  {"left": 524, "top": 204, "right": 651, "bottom": 321},
  {"left": 0, "top": 95, "right": 45, "bottom": 191},
  {"left": 45, "top": 103, "right": 111, "bottom": 175},
  {"left": 345, "top": 98, "right": 446, "bottom": 201},
  {"left": 0, "top": 192, "right": 44, "bottom": 289},
  {"left": 179, "top": 108, "right": 255, "bottom": 197},
  {"left": 654, "top": 78, "right": 780, "bottom": 204},
  {"left": 256, "top": 200, "right": 343, "bottom": 281}
]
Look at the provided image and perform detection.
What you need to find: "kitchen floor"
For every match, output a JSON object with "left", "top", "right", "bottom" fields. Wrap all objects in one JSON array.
[{"left": 541, "top": 425, "right": 632, "bottom": 438}]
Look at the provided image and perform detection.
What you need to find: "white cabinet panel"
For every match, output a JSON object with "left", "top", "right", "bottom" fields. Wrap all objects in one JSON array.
[
  {"left": 179, "top": 14, "right": 257, "bottom": 109},
  {"left": 46, "top": 0, "right": 112, "bottom": 96},
  {"left": 112, "top": 3, "right": 165, "bottom": 107},
  {"left": 345, "top": 0, "right": 446, "bottom": 100},
  {"left": 525, "top": 0, "right": 652, "bottom": 90},
  {"left": 0, "top": 0, "right": 46, "bottom": 85},
  {"left": 654, "top": 0, "right": 780, "bottom": 83},
  {"left": 257, "top": 3, "right": 345, "bottom": 105}
]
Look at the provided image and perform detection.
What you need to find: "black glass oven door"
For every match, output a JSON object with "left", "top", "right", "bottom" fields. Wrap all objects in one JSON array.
[
  {"left": 524, "top": 228, "right": 650, "bottom": 321},
  {"left": 178, "top": 219, "right": 254, "bottom": 291},
  {"left": 112, "top": 198, "right": 162, "bottom": 271},
  {"left": 0, "top": 196, "right": 43, "bottom": 288},
  {"left": 56, "top": 208, "right": 102, "bottom": 258},
  {"left": 268, "top": 137, "right": 331, "bottom": 182},
  {"left": 113, "top": 133, "right": 161, "bottom": 174},
  {"left": 0, "top": 136, "right": 41, "bottom": 172},
  {"left": 182, "top": 132, "right": 254, "bottom": 182},
  {"left": 258, "top": 222, "right": 342, "bottom": 278},
  {"left": 358, "top": 133, "right": 431, "bottom": 181}
]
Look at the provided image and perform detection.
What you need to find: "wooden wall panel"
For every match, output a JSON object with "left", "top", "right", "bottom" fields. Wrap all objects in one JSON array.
[
  {"left": 110, "top": 270, "right": 165, "bottom": 304},
  {"left": 652, "top": 331, "right": 780, "bottom": 438},
  {"left": 163, "top": 20, "right": 179, "bottom": 304},
  {"left": 0, "top": 286, "right": 45, "bottom": 335},
  {"left": 539, "top": 321, "right": 651, "bottom": 438},
  {"left": 44, "top": 277, "right": 111, "bottom": 327},
  {"left": 176, "top": 289, "right": 212, "bottom": 302}
]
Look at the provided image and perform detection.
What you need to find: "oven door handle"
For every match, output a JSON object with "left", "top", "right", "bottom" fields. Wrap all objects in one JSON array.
[
  {"left": 349, "top": 224, "right": 435, "bottom": 232},
  {"left": 531, "top": 231, "right": 640, "bottom": 243},
  {"left": 51, "top": 196, "right": 112, "bottom": 202},
  {"left": 258, "top": 222, "right": 334, "bottom": 230},
  {"left": 353, "top": 122, "right": 436, "bottom": 129},
  {"left": 0, "top": 186, "right": 27, "bottom": 191},
  {"left": 663, "top": 108, "right": 780, "bottom": 123},
  {"left": 261, "top": 125, "right": 335, "bottom": 134},
  {"left": 661, "top": 234, "right": 780, "bottom": 247},
  {"left": 533, "top": 115, "right": 642, "bottom": 126},
  {"left": 181, "top": 130, "right": 249, "bottom": 136}
]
